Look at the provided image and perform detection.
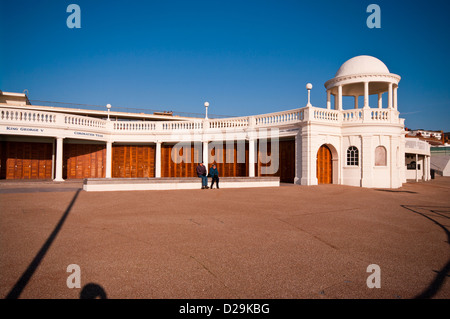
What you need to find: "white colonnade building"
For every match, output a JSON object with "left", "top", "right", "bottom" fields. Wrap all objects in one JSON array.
[{"left": 0, "top": 56, "right": 431, "bottom": 188}]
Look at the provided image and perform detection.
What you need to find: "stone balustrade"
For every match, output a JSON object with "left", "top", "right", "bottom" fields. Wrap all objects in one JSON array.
[{"left": 0, "top": 104, "right": 403, "bottom": 137}]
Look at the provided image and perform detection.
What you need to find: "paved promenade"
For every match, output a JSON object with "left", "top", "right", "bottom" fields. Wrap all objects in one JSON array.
[{"left": 0, "top": 177, "right": 449, "bottom": 299}]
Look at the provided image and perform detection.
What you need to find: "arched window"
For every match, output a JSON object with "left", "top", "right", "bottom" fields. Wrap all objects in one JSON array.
[
  {"left": 375, "top": 146, "right": 387, "bottom": 166},
  {"left": 346, "top": 146, "right": 359, "bottom": 166}
]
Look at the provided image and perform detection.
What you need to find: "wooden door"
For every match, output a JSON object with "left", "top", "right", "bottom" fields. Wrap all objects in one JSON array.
[
  {"left": 0, "top": 142, "right": 6, "bottom": 179},
  {"left": 64, "top": 143, "right": 106, "bottom": 179},
  {"left": 112, "top": 144, "right": 155, "bottom": 178},
  {"left": 209, "top": 141, "right": 248, "bottom": 177},
  {"left": 317, "top": 145, "right": 332, "bottom": 184},
  {"left": 3, "top": 141, "right": 52, "bottom": 179},
  {"left": 161, "top": 143, "right": 201, "bottom": 177},
  {"left": 278, "top": 140, "right": 295, "bottom": 183},
  {"left": 256, "top": 139, "right": 295, "bottom": 183}
]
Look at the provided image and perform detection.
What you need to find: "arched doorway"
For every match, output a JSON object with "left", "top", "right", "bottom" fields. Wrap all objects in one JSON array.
[{"left": 317, "top": 144, "right": 332, "bottom": 184}]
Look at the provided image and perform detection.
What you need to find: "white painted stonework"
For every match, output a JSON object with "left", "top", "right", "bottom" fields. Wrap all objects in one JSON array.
[
  {"left": 0, "top": 56, "right": 432, "bottom": 188},
  {"left": 83, "top": 177, "right": 280, "bottom": 192}
]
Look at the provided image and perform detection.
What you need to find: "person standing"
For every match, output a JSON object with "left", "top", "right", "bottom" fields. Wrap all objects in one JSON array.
[
  {"left": 209, "top": 164, "right": 219, "bottom": 189},
  {"left": 196, "top": 162, "right": 208, "bottom": 189}
]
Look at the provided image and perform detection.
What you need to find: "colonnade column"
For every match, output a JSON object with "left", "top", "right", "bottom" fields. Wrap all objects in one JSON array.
[
  {"left": 388, "top": 83, "right": 393, "bottom": 108},
  {"left": 363, "top": 82, "right": 369, "bottom": 108},
  {"left": 354, "top": 96, "right": 358, "bottom": 109},
  {"left": 423, "top": 154, "right": 428, "bottom": 181},
  {"left": 105, "top": 141, "right": 112, "bottom": 178},
  {"left": 427, "top": 156, "right": 431, "bottom": 180},
  {"left": 326, "top": 90, "right": 331, "bottom": 109},
  {"left": 393, "top": 86, "right": 398, "bottom": 110},
  {"left": 54, "top": 137, "right": 64, "bottom": 182},
  {"left": 248, "top": 138, "right": 255, "bottom": 177},
  {"left": 155, "top": 141, "right": 161, "bottom": 178},
  {"left": 203, "top": 141, "right": 209, "bottom": 174},
  {"left": 415, "top": 153, "right": 419, "bottom": 182},
  {"left": 337, "top": 85, "right": 343, "bottom": 110},
  {"left": 378, "top": 93, "right": 382, "bottom": 108}
]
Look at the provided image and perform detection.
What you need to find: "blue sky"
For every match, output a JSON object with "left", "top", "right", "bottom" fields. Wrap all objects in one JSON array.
[{"left": 1, "top": 0, "right": 449, "bottom": 130}]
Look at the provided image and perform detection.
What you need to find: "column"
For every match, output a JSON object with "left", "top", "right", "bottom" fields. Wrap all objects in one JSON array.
[
  {"left": 354, "top": 96, "right": 358, "bottom": 109},
  {"left": 363, "top": 82, "right": 369, "bottom": 108},
  {"left": 203, "top": 140, "right": 209, "bottom": 175},
  {"left": 338, "top": 85, "right": 343, "bottom": 110},
  {"left": 388, "top": 83, "right": 393, "bottom": 108},
  {"left": 326, "top": 90, "right": 331, "bottom": 110},
  {"left": 300, "top": 126, "right": 316, "bottom": 185},
  {"left": 54, "top": 137, "right": 64, "bottom": 182},
  {"left": 415, "top": 153, "right": 418, "bottom": 182},
  {"left": 294, "top": 133, "right": 301, "bottom": 184},
  {"left": 155, "top": 141, "right": 161, "bottom": 178},
  {"left": 393, "top": 86, "right": 398, "bottom": 109},
  {"left": 427, "top": 156, "right": 431, "bottom": 180},
  {"left": 51, "top": 141, "right": 55, "bottom": 180},
  {"left": 105, "top": 141, "right": 112, "bottom": 178},
  {"left": 248, "top": 138, "right": 255, "bottom": 177},
  {"left": 361, "top": 135, "right": 373, "bottom": 187},
  {"left": 378, "top": 93, "right": 382, "bottom": 109},
  {"left": 423, "top": 154, "right": 427, "bottom": 181}
]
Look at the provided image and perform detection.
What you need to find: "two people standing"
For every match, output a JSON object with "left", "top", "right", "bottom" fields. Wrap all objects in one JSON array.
[{"left": 196, "top": 163, "right": 219, "bottom": 189}]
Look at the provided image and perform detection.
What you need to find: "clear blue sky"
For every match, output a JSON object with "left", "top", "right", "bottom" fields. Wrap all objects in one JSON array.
[{"left": 1, "top": 0, "right": 449, "bottom": 130}]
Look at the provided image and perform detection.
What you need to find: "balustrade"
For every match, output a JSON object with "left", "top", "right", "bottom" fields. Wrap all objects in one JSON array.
[{"left": 1, "top": 104, "right": 402, "bottom": 137}]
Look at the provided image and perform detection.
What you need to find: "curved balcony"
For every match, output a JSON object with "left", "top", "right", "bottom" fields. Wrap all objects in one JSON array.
[{"left": 0, "top": 103, "right": 404, "bottom": 139}]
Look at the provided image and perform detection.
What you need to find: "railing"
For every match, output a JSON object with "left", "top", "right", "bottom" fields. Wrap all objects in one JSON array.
[
  {"left": 405, "top": 139, "right": 430, "bottom": 151},
  {"left": 161, "top": 121, "right": 203, "bottom": 130},
  {"left": 113, "top": 121, "right": 156, "bottom": 131},
  {"left": 255, "top": 109, "right": 304, "bottom": 126},
  {"left": 342, "top": 109, "right": 362, "bottom": 122},
  {"left": 209, "top": 117, "right": 248, "bottom": 129},
  {"left": 64, "top": 115, "right": 106, "bottom": 128},
  {"left": 312, "top": 109, "right": 340, "bottom": 122},
  {"left": 1, "top": 104, "right": 403, "bottom": 137},
  {"left": 1, "top": 108, "right": 57, "bottom": 124},
  {"left": 370, "top": 109, "right": 390, "bottom": 121}
]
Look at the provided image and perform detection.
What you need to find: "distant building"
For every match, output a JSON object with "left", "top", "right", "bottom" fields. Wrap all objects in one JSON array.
[{"left": 405, "top": 128, "right": 445, "bottom": 146}]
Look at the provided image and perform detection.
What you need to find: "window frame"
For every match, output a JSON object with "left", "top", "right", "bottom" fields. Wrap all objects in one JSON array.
[{"left": 346, "top": 146, "right": 359, "bottom": 167}]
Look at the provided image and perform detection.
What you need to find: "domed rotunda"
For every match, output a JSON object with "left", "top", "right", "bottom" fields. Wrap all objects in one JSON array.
[{"left": 324, "top": 55, "right": 401, "bottom": 110}]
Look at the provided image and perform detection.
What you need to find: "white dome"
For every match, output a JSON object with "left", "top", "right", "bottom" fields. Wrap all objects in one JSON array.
[{"left": 335, "top": 55, "right": 390, "bottom": 78}]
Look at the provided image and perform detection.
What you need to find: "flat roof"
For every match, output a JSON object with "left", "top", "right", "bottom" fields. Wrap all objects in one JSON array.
[{"left": 0, "top": 102, "right": 200, "bottom": 121}]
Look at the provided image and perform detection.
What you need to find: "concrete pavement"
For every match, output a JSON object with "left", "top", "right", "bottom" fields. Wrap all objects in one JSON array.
[{"left": 0, "top": 177, "right": 449, "bottom": 299}]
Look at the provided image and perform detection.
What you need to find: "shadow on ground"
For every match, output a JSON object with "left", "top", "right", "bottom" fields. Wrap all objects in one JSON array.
[
  {"left": 401, "top": 205, "right": 450, "bottom": 299},
  {"left": 5, "top": 189, "right": 81, "bottom": 299}
]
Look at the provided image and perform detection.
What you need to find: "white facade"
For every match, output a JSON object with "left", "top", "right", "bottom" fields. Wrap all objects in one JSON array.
[{"left": 0, "top": 56, "right": 432, "bottom": 187}]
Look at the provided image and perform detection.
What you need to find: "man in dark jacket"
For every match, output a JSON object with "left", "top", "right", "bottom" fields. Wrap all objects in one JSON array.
[
  {"left": 196, "top": 162, "right": 208, "bottom": 189},
  {"left": 208, "top": 164, "right": 219, "bottom": 189}
]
